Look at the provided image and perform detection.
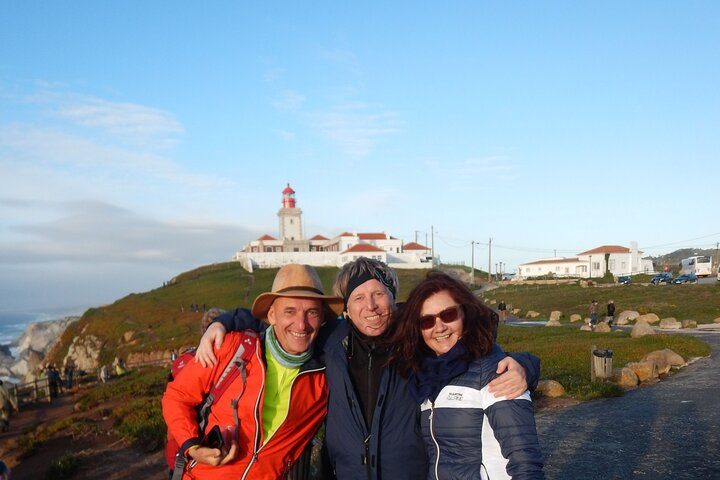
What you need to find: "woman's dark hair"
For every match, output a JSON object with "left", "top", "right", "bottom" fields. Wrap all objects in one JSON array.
[{"left": 389, "top": 271, "right": 496, "bottom": 376}]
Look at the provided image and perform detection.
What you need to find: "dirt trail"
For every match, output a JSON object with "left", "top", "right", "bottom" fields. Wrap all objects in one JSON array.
[{"left": 0, "top": 387, "right": 166, "bottom": 479}]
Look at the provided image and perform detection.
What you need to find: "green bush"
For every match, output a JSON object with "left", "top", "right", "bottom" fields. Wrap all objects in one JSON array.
[{"left": 45, "top": 452, "right": 79, "bottom": 479}]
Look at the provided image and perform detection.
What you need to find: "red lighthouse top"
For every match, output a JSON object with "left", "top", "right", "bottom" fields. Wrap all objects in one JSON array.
[{"left": 282, "top": 183, "right": 296, "bottom": 208}]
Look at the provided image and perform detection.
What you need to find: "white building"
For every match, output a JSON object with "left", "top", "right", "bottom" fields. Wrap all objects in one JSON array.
[
  {"left": 517, "top": 242, "right": 655, "bottom": 279},
  {"left": 234, "top": 184, "right": 434, "bottom": 270}
]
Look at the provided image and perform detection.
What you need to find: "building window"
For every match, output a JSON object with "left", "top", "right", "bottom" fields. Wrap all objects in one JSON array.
[
  {"left": 609, "top": 260, "right": 616, "bottom": 270},
  {"left": 592, "top": 262, "right": 600, "bottom": 270},
  {"left": 290, "top": 219, "right": 294, "bottom": 224},
  {"left": 265, "top": 247, "right": 272, "bottom": 252},
  {"left": 294, "top": 248, "right": 299, "bottom": 252},
  {"left": 621, "top": 262, "right": 626, "bottom": 270},
  {"left": 565, "top": 267, "right": 569, "bottom": 273},
  {"left": 555, "top": 266, "right": 560, "bottom": 271}
]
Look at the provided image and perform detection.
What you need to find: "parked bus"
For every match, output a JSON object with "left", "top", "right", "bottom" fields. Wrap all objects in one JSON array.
[{"left": 680, "top": 255, "right": 713, "bottom": 277}]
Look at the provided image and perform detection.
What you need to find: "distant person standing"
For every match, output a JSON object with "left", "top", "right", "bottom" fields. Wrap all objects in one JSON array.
[
  {"left": 589, "top": 300, "right": 599, "bottom": 329},
  {"left": 64, "top": 357, "right": 76, "bottom": 390},
  {"left": 607, "top": 300, "right": 615, "bottom": 327},
  {"left": 498, "top": 300, "right": 507, "bottom": 323},
  {"left": 0, "top": 380, "right": 18, "bottom": 432}
]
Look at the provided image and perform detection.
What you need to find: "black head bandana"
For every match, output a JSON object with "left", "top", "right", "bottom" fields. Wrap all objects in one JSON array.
[{"left": 343, "top": 269, "right": 396, "bottom": 311}]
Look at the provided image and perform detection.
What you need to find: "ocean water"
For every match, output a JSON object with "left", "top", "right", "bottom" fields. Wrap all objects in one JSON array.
[{"left": 0, "top": 308, "right": 86, "bottom": 347}]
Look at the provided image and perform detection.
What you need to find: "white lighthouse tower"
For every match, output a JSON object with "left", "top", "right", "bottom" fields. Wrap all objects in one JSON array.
[{"left": 278, "top": 183, "right": 304, "bottom": 244}]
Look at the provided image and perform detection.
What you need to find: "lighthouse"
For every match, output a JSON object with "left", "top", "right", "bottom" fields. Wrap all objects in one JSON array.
[{"left": 278, "top": 183, "right": 303, "bottom": 243}]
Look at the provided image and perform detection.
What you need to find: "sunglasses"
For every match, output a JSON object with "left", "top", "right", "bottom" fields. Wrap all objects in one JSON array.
[{"left": 418, "top": 305, "right": 462, "bottom": 330}]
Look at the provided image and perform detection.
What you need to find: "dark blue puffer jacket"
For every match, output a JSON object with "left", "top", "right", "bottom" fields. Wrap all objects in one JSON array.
[{"left": 419, "top": 344, "right": 544, "bottom": 480}]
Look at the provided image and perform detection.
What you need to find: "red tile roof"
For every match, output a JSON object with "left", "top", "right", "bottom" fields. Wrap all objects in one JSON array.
[
  {"left": 258, "top": 234, "right": 277, "bottom": 241},
  {"left": 403, "top": 242, "right": 429, "bottom": 250},
  {"left": 338, "top": 232, "right": 354, "bottom": 237},
  {"left": 358, "top": 232, "right": 387, "bottom": 240},
  {"left": 342, "top": 244, "right": 386, "bottom": 254},
  {"left": 577, "top": 245, "right": 630, "bottom": 255},
  {"left": 309, "top": 234, "right": 329, "bottom": 241},
  {"left": 522, "top": 258, "right": 580, "bottom": 266}
]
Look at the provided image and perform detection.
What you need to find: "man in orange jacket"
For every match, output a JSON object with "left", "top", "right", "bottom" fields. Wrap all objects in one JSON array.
[{"left": 162, "top": 264, "right": 343, "bottom": 479}]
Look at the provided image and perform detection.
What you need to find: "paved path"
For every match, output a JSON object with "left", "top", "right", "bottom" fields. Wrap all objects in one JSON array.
[{"left": 535, "top": 332, "right": 720, "bottom": 479}]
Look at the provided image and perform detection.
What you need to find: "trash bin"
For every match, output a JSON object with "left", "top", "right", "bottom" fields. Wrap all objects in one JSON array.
[{"left": 591, "top": 348, "right": 613, "bottom": 381}]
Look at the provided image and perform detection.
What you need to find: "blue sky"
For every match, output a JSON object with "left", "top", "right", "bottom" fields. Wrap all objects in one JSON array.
[{"left": 1, "top": 2, "right": 719, "bottom": 312}]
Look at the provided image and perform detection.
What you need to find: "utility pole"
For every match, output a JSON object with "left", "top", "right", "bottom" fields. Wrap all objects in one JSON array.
[
  {"left": 500, "top": 261, "right": 503, "bottom": 280},
  {"left": 488, "top": 237, "right": 492, "bottom": 282},
  {"left": 495, "top": 263, "right": 498, "bottom": 281},
  {"left": 470, "top": 241, "right": 475, "bottom": 285},
  {"left": 431, "top": 226, "right": 435, "bottom": 265},
  {"left": 414, "top": 230, "right": 420, "bottom": 243}
]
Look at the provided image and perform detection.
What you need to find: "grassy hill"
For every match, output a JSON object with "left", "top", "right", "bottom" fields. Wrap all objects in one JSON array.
[
  {"left": 483, "top": 282, "right": 720, "bottom": 322},
  {"left": 48, "top": 262, "right": 434, "bottom": 365}
]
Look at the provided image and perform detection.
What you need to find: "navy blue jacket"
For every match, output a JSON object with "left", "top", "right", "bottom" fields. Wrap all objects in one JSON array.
[
  {"left": 217, "top": 309, "right": 540, "bottom": 480},
  {"left": 420, "top": 344, "right": 544, "bottom": 479}
]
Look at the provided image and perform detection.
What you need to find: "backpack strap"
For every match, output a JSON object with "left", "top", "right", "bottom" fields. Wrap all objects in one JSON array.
[{"left": 172, "top": 330, "right": 259, "bottom": 480}]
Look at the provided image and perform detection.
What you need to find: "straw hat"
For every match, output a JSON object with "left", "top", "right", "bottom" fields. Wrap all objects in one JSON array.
[{"left": 251, "top": 264, "right": 343, "bottom": 320}]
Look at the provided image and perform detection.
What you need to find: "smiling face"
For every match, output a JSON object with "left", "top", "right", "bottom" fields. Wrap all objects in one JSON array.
[
  {"left": 346, "top": 279, "right": 394, "bottom": 337},
  {"left": 267, "top": 296, "right": 324, "bottom": 355},
  {"left": 420, "top": 290, "right": 464, "bottom": 356}
]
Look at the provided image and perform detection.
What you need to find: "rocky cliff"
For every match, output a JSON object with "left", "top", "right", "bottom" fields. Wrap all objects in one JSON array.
[{"left": 0, "top": 316, "right": 79, "bottom": 382}]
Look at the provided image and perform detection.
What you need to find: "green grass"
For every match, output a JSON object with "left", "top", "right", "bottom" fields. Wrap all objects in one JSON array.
[
  {"left": 48, "top": 262, "right": 439, "bottom": 365},
  {"left": 484, "top": 282, "right": 720, "bottom": 323},
  {"left": 497, "top": 324, "right": 711, "bottom": 400}
]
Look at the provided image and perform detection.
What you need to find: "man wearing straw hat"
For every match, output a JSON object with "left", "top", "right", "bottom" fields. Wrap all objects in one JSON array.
[{"left": 162, "top": 264, "right": 343, "bottom": 480}]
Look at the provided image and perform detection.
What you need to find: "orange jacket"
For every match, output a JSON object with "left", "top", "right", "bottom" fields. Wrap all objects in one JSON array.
[{"left": 162, "top": 331, "right": 328, "bottom": 479}]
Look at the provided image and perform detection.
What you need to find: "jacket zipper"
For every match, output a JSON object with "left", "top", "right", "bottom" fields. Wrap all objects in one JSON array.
[
  {"left": 366, "top": 344, "right": 374, "bottom": 480},
  {"left": 240, "top": 359, "right": 326, "bottom": 480},
  {"left": 429, "top": 402, "right": 441, "bottom": 480}
]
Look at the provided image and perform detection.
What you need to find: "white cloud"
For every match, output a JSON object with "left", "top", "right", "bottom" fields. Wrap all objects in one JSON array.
[
  {"left": 56, "top": 97, "right": 183, "bottom": 137},
  {"left": 0, "top": 123, "right": 228, "bottom": 190},
  {"left": 0, "top": 199, "right": 259, "bottom": 266},
  {"left": 271, "top": 90, "right": 306, "bottom": 111},
  {"left": 309, "top": 106, "right": 400, "bottom": 157}
]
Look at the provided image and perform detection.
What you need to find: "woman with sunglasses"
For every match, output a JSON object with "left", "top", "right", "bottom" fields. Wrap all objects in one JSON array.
[{"left": 389, "top": 272, "right": 544, "bottom": 479}]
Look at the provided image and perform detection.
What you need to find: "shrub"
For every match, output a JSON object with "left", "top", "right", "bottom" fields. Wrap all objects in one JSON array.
[{"left": 45, "top": 452, "right": 79, "bottom": 479}]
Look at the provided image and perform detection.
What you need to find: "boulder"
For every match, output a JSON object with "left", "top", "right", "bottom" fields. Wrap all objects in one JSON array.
[
  {"left": 659, "top": 318, "right": 682, "bottom": 330},
  {"left": 126, "top": 350, "right": 173, "bottom": 366},
  {"left": 643, "top": 349, "right": 685, "bottom": 375},
  {"left": 526, "top": 311, "right": 540, "bottom": 319},
  {"left": 65, "top": 334, "right": 103, "bottom": 372},
  {"left": 617, "top": 311, "right": 640, "bottom": 324},
  {"left": 631, "top": 321, "right": 656, "bottom": 338},
  {"left": 536, "top": 380, "right": 565, "bottom": 397},
  {"left": 714, "top": 317, "right": 720, "bottom": 324},
  {"left": 579, "top": 280, "right": 589, "bottom": 288},
  {"left": 612, "top": 367, "right": 639, "bottom": 388},
  {"left": 681, "top": 320, "right": 698, "bottom": 329},
  {"left": 570, "top": 314, "right": 582, "bottom": 323},
  {"left": 637, "top": 313, "right": 660, "bottom": 324},
  {"left": 545, "top": 319, "right": 562, "bottom": 327},
  {"left": 580, "top": 324, "right": 593, "bottom": 332},
  {"left": 549, "top": 311, "right": 562, "bottom": 322},
  {"left": 512, "top": 308, "right": 521, "bottom": 315},
  {"left": 123, "top": 330, "right": 135, "bottom": 343},
  {"left": 593, "top": 322, "right": 612, "bottom": 333},
  {"left": 488, "top": 299, "right": 496, "bottom": 305},
  {"left": 627, "top": 361, "right": 659, "bottom": 383}
]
